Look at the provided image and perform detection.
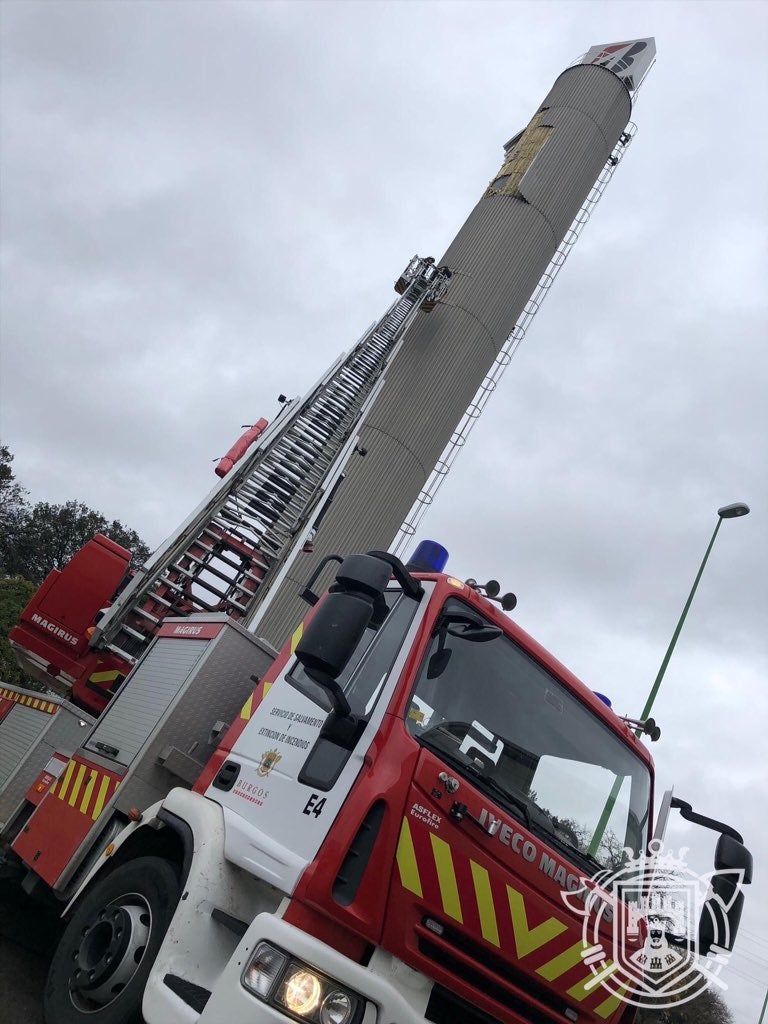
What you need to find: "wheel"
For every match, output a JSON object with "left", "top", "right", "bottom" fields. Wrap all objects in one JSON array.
[{"left": 44, "top": 856, "right": 180, "bottom": 1024}]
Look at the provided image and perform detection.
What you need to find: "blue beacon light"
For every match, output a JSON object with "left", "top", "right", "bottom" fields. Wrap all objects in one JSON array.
[{"left": 408, "top": 540, "right": 450, "bottom": 573}]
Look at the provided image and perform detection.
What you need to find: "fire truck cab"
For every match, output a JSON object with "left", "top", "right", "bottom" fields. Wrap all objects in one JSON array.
[{"left": 38, "top": 545, "right": 752, "bottom": 1024}]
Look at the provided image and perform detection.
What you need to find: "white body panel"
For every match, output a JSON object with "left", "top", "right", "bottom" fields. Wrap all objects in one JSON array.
[{"left": 205, "top": 584, "right": 432, "bottom": 893}]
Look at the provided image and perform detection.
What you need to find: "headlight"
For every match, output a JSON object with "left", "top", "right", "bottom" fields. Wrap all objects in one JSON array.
[
  {"left": 283, "top": 968, "right": 322, "bottom": 1015},
  {"left": 242, "top": 942, "right": 363, "bottom": 1024},
  {"left": 320, "top": 989, "right": 354, "bottom": 1024}
]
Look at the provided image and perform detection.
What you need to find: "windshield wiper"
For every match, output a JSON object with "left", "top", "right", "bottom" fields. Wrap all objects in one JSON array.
[
  {"left": 465, "top": 769, "right": 532, "bottom": 829},
  {"left": 530, "top": 820, "right": 605, "bottom": 878}
]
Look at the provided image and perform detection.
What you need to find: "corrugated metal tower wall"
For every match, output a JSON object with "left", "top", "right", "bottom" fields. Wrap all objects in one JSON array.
[{"left": 256, "top": 63, "right": 631, "bottom": 647}]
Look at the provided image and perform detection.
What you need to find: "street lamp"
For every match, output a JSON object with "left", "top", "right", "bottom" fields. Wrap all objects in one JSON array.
[
  {"left": 588, "top": 502, "right": 750, "bottom": 857},
  {"left": 637, "top": 501, "right": 750, "bottom": 723}
]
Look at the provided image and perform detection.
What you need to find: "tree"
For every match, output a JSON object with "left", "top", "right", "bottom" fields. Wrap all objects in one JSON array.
[
  {"left": 635, "top": 986, "right": 733, "bottom": 1023},
  {"left": 0, "top": 575, "right": 44, "bottom": 689},
  {"left": 1, "top": 499, "right": 151, "bottom": 585},
  {"left": 0, "top": 444, "right": 29, "bottom": 544}
]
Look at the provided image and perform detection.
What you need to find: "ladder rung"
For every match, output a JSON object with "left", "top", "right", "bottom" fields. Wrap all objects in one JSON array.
[
  {"left": 132, "top": 608, "right": 160, "bottom": 624},
  {"left": 197, "top": 538, "right": 270, "bottom": 575},
  {"left": 117, "top": 623, "right": 148, "bottom": 643},
  {"left": 106, "top": 642, "right": 139, "bottom": 663},
  {"left": 170, "top": 558, "right": 259, "bottom": 598}
]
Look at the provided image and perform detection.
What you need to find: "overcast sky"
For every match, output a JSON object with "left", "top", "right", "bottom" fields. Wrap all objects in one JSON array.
[{"left": 1, "top": 1, "right": 766, "bottom": 1017}]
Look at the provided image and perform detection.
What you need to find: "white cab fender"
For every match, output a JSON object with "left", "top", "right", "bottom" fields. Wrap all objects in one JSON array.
[{"left": 143, "top": 788, "right": 283, "bottom": 1024}]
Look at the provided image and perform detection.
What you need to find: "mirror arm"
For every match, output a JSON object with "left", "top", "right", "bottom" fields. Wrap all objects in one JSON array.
[
  {"left": 366, "top": 550, "right": 423, "bottom": 600},
  {"left": 671, "top": 797, "right": 743, "bottom": 843},
  {"left": 319, "top": 710, "right": 366, "bottom": 750},
  {"left": 301, "top": 667, "right": 351, "bottom": 718},
  {"left": 435, "top": 611, "right": 483, "bottom": 632},
  {"left": 299, "top": 554, "right": 345, "bottom": 606}
]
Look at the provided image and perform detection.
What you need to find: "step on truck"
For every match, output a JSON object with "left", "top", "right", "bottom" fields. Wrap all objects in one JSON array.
[{"left": 9, "top": 543, "right": 750, "bottom": 1024}]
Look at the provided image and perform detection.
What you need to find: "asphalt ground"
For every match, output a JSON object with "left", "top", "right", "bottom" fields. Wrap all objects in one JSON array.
[{"left": 0, "top": 881, "right": 62, "bottom": 1024}]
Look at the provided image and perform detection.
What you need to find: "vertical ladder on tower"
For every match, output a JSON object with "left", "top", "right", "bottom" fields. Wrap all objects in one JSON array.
[{"left": 91, "top": 256, "right": 451, "bottom": 665}]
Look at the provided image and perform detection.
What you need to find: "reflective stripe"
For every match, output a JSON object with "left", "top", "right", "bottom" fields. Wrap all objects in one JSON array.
[
  {"left": 68, "top": 763, "right": 87, "bottom": 807},
  {"left": 395, "top": 817, "right": 422, "bottom": 897},
  {"left": 52, "top": 758, "right": 118, "bottom": 820},
  {"left": 430, "top": 833, "right": 463, "bottom": 923},
  {"left": 595, "top": 982, "right": 630, "bottom": 1019},
  {"left": 507, "top": 885, "right": 567, "bottom": 959},
  {"left": 56, "top": 759, "right": 77, "bottom": 801},
  {"left": 290, "top": 624, "right": 303, "bottom": 653},
  {"left": 89, "top": 670, "right": 121, "bottom": 684},
  {"left": 91, "top": 774, "right": 113, "bottom": 820},
  {"left": 470, "top": 860, "right": 500, "bottom": 946},
  {"left": 568, "top": 961, "right": 618, "bottom": 1001},
  {"left": 240, "top": 695, "right": 253, "bottom": 720},
  {"left": 537, "top": 940, "right": 585, "bottom": 980},
  {"left": 79, "top": 770, "right": 98, "bottom": 814},
  {"left": 0, "top": 687, "right": 57, "bottom": 714}
]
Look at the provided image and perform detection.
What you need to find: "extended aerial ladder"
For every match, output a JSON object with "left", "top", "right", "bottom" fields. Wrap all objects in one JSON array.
[{"left": 87, "top": 257, "right": 450, "bottom": 669}]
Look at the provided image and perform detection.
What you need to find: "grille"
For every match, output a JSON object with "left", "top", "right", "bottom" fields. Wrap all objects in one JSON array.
[
  {"left": 427, "top": 985, "right": 502, "bottom": 1024},
  {"left": 418, "top": 918, "right": 577, "bottom": 1024}
]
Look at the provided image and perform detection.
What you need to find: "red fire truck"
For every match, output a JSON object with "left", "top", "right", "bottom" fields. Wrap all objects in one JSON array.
[
  {"left": 0, "top": 252, "right": 753, "bottom": 1024},
  {"left": 5, "top": 543, "right": 751, "bottom": 1024}
]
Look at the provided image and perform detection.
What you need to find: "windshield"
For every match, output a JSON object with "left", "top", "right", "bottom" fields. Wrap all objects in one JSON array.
[{"left": 406, "top": 599, "right": 651, "bottom": 873}]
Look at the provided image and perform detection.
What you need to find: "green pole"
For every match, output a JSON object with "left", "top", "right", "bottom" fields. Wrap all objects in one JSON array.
[
  {"left": 588, "top": 515, "right": 724, "bottom": 858},
  {"left": 637, "top": 515, "right": 723, "bottom": 724}
]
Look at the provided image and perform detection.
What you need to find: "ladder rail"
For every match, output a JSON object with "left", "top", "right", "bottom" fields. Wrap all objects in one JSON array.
[{"left": 91, "top": 257, "right": 450, "bottom": 663}]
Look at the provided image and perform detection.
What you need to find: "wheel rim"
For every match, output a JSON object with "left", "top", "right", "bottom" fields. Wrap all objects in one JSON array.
[{"left": 68, "top": 893, "right": 152, "bottom": 1012}]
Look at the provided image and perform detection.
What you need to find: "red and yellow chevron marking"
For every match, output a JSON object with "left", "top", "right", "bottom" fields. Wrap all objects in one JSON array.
[
  {"left": 239, "top": 621, "right": 303, "bottom": 721},
  {"left": 0, "top": 687, "right": 57, "bottom": 714},
  {"left": 50, "top": 758, "right": 120, "bottom": 821},
  {"left": 88, "top": 669, "right": 123, "bottom": 687},
  {"left": 395, "top": 816, "right": 623, "bottom": 1020}
]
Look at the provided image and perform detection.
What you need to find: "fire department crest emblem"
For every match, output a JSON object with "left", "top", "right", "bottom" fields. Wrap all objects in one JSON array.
[
  {"left": 257, "top": 749, "right": 283, "bottom": 777},
  {"left": 561, "top": 840, "right": 745, "bottom": 1010}
]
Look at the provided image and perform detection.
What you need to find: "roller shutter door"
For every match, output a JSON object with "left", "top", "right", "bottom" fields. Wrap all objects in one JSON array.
[
  {"left": 84, "top": 639, "right": 208, "bottom": 767},
  {"left": 0, "top": 704, "right": 51, "bottom": 788}
]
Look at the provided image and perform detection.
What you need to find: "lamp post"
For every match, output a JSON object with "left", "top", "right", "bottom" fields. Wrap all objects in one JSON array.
[
  {"left": 588, "top": 502, "right": 750, "bottom": 858},
  {"left": 637, "top": 501, "right": 750, "bottom": 724}
]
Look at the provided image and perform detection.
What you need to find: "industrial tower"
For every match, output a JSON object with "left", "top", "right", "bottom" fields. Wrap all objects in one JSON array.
[{"left": 256, "top": 39, "right": 656, "bottom": 645}]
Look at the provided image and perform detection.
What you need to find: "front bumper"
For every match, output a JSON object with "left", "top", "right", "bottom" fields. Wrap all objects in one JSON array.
[{"left": 197, "top": 912, "right": 433, "bottom": 1024}]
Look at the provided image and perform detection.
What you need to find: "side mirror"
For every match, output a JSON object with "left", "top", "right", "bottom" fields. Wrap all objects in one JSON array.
[
  {"left": 427, "top": 611, "right": 501, "bottom": 679},
  {"left": 448, "top": 623, "right": 502, "bottom": 642},
  {"left": 294, "top": 553, "right": 391, "bottom": 715},
  {"left": 667, "top": 796, "right": 752, "bottom": 958},
  {"left": 438, "top": 610, "right": 502, "bottom": 643},
  {"left": 698, "top": 834, "right": 753, "bottom": 956}
]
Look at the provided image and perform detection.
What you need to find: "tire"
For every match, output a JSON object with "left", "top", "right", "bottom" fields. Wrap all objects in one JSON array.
[{"left": 43, "top": 856, "right": 180, "bottom": 1024}]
